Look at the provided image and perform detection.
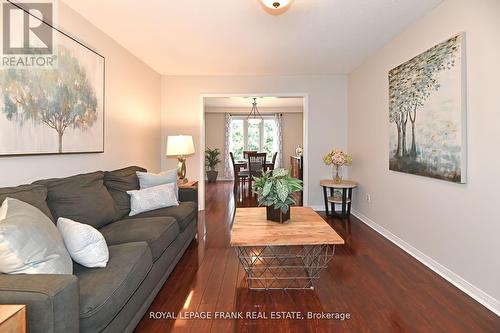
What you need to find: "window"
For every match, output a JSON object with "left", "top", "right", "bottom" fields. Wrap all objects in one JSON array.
[
  {"left": 230, "top": 119, "right": 244, "bottom": 160},
  {"left": 263, "top": 119, "right": 276, "bottom": 157},
  {"left": 230, "top": 116, "right": 278, "bottom": 161},
  {"left": 247, "top": 121, "right": 260, "bottom": 151}
]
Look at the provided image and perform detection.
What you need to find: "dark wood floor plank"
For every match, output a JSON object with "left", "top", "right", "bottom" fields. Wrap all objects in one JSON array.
[
  {"left": 189, "top": 248, "right": 230, "bottom": 333},
  {"left": 135, "top": 180, "right": 500, "bottom": 333},
  {"left": 209, "top": 252, "right": 240, "bottom": 333},
  {"left": 170, "top": 248, "right": 218, "bottom": 333}
]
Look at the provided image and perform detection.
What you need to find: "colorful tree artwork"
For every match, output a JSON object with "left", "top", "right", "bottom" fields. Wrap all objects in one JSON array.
[{"left": 389, "top": 34, "right": 466, "bottom": 183}]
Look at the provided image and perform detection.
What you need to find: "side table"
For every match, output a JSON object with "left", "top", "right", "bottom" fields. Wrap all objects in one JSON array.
[
  {"left": 178, "top": 180, "right": 198, "bottom": 205},
  {"left": 320, "top": 180, "right": 358, "bottom": 218},
  {"left": 178, "top": 180, "right": 198, "bottom": 190},
  {"left": 0, "top": 304, "right": 26, "bottom": 333}
]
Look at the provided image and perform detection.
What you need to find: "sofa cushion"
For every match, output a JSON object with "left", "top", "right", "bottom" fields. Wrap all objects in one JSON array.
[
  {"left": 75, "top": 242, "right": 152, "bottom": 333},
  {"left": 126, "top": 201, "right": 197, "bottom": 232},
  {"left": 104, "top": 166, "right": 146, "bottom": 218},
  {"left": 99, "top": 217, "right": 179, "bottom": 262},
  {"left": 0, "top": 184, "right": 53, "bottom": 220},
  {"left": 34, "top": 171, "right": 119, "bottom": 229}
]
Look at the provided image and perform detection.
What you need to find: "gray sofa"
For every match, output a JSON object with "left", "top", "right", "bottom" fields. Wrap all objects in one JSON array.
[{"left": 0, "top": 166, "right": 198, "bottom": 333}]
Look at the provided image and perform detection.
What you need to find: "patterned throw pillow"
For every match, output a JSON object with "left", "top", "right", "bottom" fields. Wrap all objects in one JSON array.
[
  {"left": 127, "top": 183, "right": 179, "bottom": 216},
  {"left": 136, "top": 169, "right": 178, "bottom": 199},
  {"left": 57, "top": 217, "right": 109, "bottom": 268}
]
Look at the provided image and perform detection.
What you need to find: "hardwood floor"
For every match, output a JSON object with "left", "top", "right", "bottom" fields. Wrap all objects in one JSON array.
[{"left": 135, "top": 180, "right": 500, "bottom": 333}]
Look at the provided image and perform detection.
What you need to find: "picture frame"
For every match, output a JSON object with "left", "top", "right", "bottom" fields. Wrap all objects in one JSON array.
[
  {"left": 388, "top": 33, "right": 467, "bottom": 183},
  {"left": 0, "top": 1, "right": 105, "bottom": 156}
]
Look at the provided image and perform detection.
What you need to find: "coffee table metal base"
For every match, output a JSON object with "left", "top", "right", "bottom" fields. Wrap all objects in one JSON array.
[{"left": 234, "top": 244, "right": 335, "bottom": 290}]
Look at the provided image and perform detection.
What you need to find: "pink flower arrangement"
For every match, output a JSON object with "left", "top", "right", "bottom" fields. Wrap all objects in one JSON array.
[{"left": 323, "top": 149, "right": 353, "bottom": 167}]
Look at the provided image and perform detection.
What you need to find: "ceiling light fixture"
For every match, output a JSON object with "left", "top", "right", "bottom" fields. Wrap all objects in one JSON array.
[
  {"left": 260, "top": 0, "right": 292, "bottom": 15},
  {"left": 247, "top": 98, "right": 263, "bottom": 124}
]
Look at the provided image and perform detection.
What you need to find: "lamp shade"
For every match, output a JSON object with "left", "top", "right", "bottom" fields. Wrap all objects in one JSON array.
[{"left": 166, "top": 135, "right": 195, "bottom": 156}]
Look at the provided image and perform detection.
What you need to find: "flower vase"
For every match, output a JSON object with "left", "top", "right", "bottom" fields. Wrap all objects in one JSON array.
[{"left": 333, "top": 165, "right": 343, "bottom": 183}]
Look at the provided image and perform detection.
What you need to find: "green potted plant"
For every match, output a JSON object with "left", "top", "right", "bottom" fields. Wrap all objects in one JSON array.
[
  {"left": 252, "top": 168, "right": 303, "bottom": 223},
  {"left": 205, "top": 147, "right": 221, "bottom": 182}
]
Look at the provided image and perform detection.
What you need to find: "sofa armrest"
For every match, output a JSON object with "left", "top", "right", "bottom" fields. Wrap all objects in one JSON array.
[
  {"left": 0, "top": 274, "right": 79, "bottom": 333},
  {"left": 179, "top": 187, "right": 198, "bottom": 204}
]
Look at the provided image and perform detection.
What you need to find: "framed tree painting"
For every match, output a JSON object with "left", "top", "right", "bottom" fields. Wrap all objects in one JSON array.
[
  {"left": 0, "top": 3, "right": 104, "bottom": 156},
  {"left": 389, "top": 33, "right": 467, "bottom": 183}
]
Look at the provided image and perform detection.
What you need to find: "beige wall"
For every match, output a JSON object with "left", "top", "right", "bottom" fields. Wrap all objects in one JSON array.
[
  {"left": 0, "top": 2, "right": 162, "bottom": 187},
  {"left": 161, "top": 75, "right": 347, "bottom": 207},
  {"left": 204, "top": 111, "right": 303, "bottom": 175},
  {"left": 282, "top": 112, "right": 304, "bottom": 169},
  {"left": 348, "top": 0, "right": 500, "bottom": 313},
  {"left": 204, "top": 113, "right": 225, "bottom": 174}
]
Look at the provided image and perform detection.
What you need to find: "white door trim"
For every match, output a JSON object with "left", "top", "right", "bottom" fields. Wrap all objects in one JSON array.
[{"left": 199, "top": 93, "right": 309, "bottom": 210}]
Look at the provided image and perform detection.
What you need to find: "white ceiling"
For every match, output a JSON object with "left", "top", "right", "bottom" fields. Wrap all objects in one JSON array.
[{"left": 61, "top": 0, "right": 441, "bottom": 75}]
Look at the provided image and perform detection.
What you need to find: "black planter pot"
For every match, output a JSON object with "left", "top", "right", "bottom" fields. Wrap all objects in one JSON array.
[
  {"left": 266, "top": 206, "right": 290, "bottom": 223},
  {"left": 206, "top": 170, "right": 218, "bottom": 182}
]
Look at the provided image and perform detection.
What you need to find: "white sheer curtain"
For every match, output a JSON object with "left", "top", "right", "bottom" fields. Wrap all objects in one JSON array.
[
  {"left": 222, "top": 113, "right": 233, "bottom": 179},
  {"left": 274, "top": 113, "right": 284, "bottom": 168}
]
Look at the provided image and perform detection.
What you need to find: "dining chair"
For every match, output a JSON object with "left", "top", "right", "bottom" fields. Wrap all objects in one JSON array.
[
  {"left": 243, "top": 150, "right": 258, "bottom": 159},
  {"left": 230, "top": 152, "right": 248, "bottom": 192},
  {"left": 247, "top": 152, "right": 267, "bottom": 193},
  {"left": 269, "top": 152, "right": 278, "bottom": 171}
]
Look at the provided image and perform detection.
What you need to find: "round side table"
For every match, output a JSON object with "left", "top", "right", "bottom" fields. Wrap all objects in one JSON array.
[{"left": 320, "top": 180, "right": 358, "bottom": 218}]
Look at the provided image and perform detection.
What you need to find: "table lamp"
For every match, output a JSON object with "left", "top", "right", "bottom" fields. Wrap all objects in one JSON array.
[{"left": 166, "top": 135, "right": 195, "bottom": 184}]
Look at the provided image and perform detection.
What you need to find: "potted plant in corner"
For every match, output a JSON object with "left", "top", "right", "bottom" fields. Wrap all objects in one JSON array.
[
  {"left": 252, "top": 168, "right": 303, "bottom": 223},
  {"left": 205, "top": 147, "right": 221, "bottom": 182}
]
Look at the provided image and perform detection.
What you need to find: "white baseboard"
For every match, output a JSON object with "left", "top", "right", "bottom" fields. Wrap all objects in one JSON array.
[
  {"left": 351, "top": 209, "right": 500, "bottom": 317},
  {"left": 308, "top": 205, "right": 325, "bottom": 211},
  {"left": 308, "top": 205, "right": 344, "bottom": 212}
]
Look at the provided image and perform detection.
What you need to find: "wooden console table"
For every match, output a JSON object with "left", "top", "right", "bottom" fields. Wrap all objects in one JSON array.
[
  {"left": 320, "top": 179, "right": 358, "bottom": 218},
  {"left": 290, "top": 155, "right": 303, "bottom": 204}
]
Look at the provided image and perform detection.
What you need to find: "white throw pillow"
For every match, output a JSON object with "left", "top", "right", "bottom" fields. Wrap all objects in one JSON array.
[
  {"left": 57, "top": 217, "right": 109, "bottom": 268},
  {"left": 127, "top": 183, "right": 179, "bottom": 216},
  {"left": 136, "top": 169, "right": 178, "bottom": 199},
  {"left": 0, "top": 198, "right": 72, "bottom": 274}
]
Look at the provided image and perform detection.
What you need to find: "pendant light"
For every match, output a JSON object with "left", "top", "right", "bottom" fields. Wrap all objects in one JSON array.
[
  {"left": 247, "top": 98, "right": 263, "bottom": 124},
  {"left": 260, "top": 0, "right": 292, "bottom": 15},
  {"left": 261, "top": 0, "right": 291, "bottom": 10}
]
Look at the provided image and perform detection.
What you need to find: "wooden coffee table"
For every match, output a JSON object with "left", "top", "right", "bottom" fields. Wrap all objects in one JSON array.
[{"left": 230, "top": 207, "right": 344, "bottom": 290}]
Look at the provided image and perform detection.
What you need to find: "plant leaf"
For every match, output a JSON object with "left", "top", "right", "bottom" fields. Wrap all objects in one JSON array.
[
  {"left": 272, "top": 168, "right": 288, "bottom": 177},
  {"left": 276, "top": 180, "right": 289, "bottom": 202},
  {"left": 262, "top": 181, "right": 272, "bottom": 197}
]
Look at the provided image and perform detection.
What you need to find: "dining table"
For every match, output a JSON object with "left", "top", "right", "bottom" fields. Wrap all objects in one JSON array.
[{"left": 234, "top": 160, "right": 275, "bottom": 172}]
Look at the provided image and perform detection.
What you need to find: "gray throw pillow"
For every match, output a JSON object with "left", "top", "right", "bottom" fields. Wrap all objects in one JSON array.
[
  {"left": 0, "top": 184, "right": 54, "bottom": 221},
  {"left": 136, "top": 169, "right": 178, "bottom": 199},
  {"left": 34, "top": 171, "right": 120, "bottom": 229},
  {"left": 0, "top": 198, "right": 72, "bottom": 274},
  {"left": 104, "top": 166, "right": 147, "bottom": 218}
]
